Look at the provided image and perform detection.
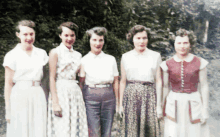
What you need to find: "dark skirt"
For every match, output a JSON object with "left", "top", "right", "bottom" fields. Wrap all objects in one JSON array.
[{"left": 118, "top": 83, "right": 160, "bottom": 137}]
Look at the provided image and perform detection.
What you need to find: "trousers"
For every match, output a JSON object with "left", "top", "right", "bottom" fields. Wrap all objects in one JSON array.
[{"left": 83, "top": 85, "right": 116, "bottom": 137}]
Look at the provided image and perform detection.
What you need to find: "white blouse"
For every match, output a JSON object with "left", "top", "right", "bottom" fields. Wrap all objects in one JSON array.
[
  {"left": 3, "top": 44, "right": 48, "bottom": 82},
  {"left": 80, "top": 51, "right": 119, "bottom": 85},
  {"left": 121, "top": 49, "right": 162, "bottom": 82},
  {"left": 55, "top": 43, "right": 82, "bottom": 80}
]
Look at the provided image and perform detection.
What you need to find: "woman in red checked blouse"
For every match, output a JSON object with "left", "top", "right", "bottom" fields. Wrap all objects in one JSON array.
[{"left": 157, "top": 29, "right": 210, "bottom": 137}]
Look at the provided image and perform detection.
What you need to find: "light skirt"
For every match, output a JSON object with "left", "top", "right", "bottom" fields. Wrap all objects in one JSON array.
[
  {"left": 47, "top": 79, "right": 88, "bottom": 137},
  {"left": 7, "top": 81, "right": 47, "bottom": 137},
  {"left": 164, "top": 91, "right": 210, "bottom": 137}
]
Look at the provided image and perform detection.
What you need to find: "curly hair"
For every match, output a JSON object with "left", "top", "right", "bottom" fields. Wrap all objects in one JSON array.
[
  {"left": 57, "top": 22, "right": 78, "bottom": 36},
  {"left": 15, "top": 20, "right": 35, "bottom": 32},
  {"left": 175, "top": 28, "right": 197, "bottom": 47},
  {"left": 126, "top": 25, "right": 151, "bottom": 45}
]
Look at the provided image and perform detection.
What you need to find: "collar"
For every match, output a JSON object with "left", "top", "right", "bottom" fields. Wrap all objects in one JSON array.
[
  {"left": 173, "top": 53, "right": 194, "bottom": 62},
  {"left": 88, "top": 51, "right": 105, "bottom": 58},
  {"left": 60, "top": 43, "right": 74, "bottom": 52},
  {"left": 133, "top": 48, "right": 148, "bottom": 56},
  {"left": 16, "top": 43, "right": 37, "bottom": 55}
]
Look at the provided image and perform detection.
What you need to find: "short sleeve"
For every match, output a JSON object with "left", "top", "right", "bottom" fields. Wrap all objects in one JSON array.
[
  {"left": 113, "top": 57, "right": 119, "bottom": 76},
  {"left": 200, "top": 58, "right": 209, "bottom": 70},
  {"left": 43, "top": 50, "right": 49, "bottom": 66},
  {"left": 160, "top": 61, "right": 168, "bottom": 72},
  {"left": 79, "top": 57, "right": 86, "bottom": 77},
  {"left": 121, "top": 54, "right": 126, "bottom": 70},
  {"left": 156, "top": 54, "right": 162, "bottom": 69},
  {"left": 3, "top": 52, "right": 16, "bottom": 71}
]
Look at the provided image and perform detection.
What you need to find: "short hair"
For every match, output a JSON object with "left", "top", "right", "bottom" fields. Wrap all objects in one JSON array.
[
  {"left": 175, "top": 28, "right": 197, "bottom": 46},
  {"left": 57, "top": 22, "right": 78, "bottom": 36},
  {"left": 126, "top": 25, "right": 151, "bottom": 45},
  {"left": 15, "top": 20, "right": 35, "bottom": 32},
  {"left": 85, "top": 27, "right": 107, "bottom": 39}
]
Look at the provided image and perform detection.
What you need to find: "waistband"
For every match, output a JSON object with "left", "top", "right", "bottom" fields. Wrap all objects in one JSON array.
[
  {"left": 127, "top": 80, "right": 153, "bottom": 85},
  {"left": 172, "top": 90, "right": 197, "bottom": 94},
  {"left": 15, "top": 80, "right": 41, "bottom": 86},
  {"left": 87, "top": 83, "right": 112, "bottom": 88},
  {"left": 56, "top": 79, "right": 78, "bottom": 83}
]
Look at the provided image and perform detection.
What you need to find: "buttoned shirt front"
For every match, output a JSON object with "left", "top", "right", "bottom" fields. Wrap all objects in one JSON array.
[
  {"left": 3, "top": 44, "right": 48, "bottom": 82},
  {"left": 55, "top": 43, "right": 82, "bottom": 80},
  {"left": 80, "top": 51, "right": 119, "bottom": 85},
  {"left": 121, "top": 48, "right": 162, "bottom": 82},
  {"left": 160, "top": 53, "right": 209, "bottom": 92}
]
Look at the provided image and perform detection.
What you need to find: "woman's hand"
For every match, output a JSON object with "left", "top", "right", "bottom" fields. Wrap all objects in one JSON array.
[
  {"left": 156, "top": 106, "right": 163, "bottom": 120},
  {"left": 53, "top": 103, "right": 62, "bottom": 117}
]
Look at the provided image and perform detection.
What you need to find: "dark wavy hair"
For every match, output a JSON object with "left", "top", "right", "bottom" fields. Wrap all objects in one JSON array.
[
  {"left": 15, "top": 20, "right": 35, "bottom": 32},
  {"left": 57, "top": 22, "right": 79, "bottom": 36},
  {"left": 81, "top": 27, "right": 108, "bottom": 53},
  {"left": 126, "top": 25, "right": 151, "bottom": 45},
  {"left": 86, "top": 27, "right": 107, "bottom": 40},
  {"left": 175, "top": 28, "right": 197, "bottom": 47}
]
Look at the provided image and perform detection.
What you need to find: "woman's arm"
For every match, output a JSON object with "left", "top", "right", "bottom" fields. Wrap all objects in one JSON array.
[
  {"left": 156, "top": 67, "right": 163, "bottom": 119},
  {"left": 79, "top": 65, "right": 86, "bottom": 91},
  {"left": 113, "top": 76, "right": 119, "bottom": 112},
  {"left": 199, "top": 67, "right": 209, "bottom": 124},
  {"left": 119, "top": 62, "right": 126, "bottom": 113},
  {"left": 162, "top": 70, "right": 169, "bottom": 109},
  {"left": 49, "top": 49, "right": 61, "bottom": 115},
  {"left": 4, "top": 67, "right": 14, "bottom": 123}
]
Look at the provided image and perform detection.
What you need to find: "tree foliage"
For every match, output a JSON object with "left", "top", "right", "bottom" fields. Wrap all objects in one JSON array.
[{"left": 1, "top": 0, "right": 216, "bottom": 93}]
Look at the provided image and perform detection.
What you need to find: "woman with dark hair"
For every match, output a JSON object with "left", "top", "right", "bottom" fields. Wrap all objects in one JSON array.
[
  {"left": 79, "top": 27, "right": 119, "bottom": 137},
  {"left": 157, "top": 29, "right": 210, "bottom": 137},
  {"left": 47, "top": 22, "right": 88, "bottom": 137},
  {"left": 3, "top": 20, "right": 48, "bottom": 137},
  {"left": 119, "top": 25, "right": 162, "bottom": 136}
]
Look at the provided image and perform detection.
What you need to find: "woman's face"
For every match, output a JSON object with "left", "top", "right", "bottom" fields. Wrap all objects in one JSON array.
[
  {"left": 59, "top": 26, "right": 76, "bottom": 49},
  {"left": 174, "top": 36, "right": 191, "bottom": 56},
  {"left": 133, "top": 31, "right": 148, "bottom": 52},
  {"left": 90, "top": 33, "right": 104, "bottom": 55},
  {"left": 16, "top": 25, "right": 35, "bottom": 46}
]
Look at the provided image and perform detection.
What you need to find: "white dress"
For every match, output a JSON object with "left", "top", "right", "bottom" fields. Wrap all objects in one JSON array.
[
  {"left": 161, "top": 54, "right": 210, "bottom": 137},
  {"left": 47, "top": 43, "right": 88, "bottom": 137},
  {"left": 3, "top": 44, "right": 49, "bottom": 137}
]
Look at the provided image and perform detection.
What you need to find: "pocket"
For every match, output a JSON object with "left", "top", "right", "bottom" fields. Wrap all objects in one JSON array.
[
  {"left": 189, "top": 100, "right": 202, "bottom": 124},
  {"left": 165, "top": 97, "right": 177, "bottom": 122}
]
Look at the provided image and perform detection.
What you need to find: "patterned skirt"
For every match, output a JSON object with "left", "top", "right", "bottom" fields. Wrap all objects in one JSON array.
[
  {"left": 47, "top": 79, "right": 88, "bottom": 137},
  {"left": 118, "top": 82, "right": 160, "bottom": 137}
]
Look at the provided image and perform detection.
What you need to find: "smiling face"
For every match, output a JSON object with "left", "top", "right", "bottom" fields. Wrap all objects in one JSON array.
[
  {"left": 16, "top": 25, "right": 35, "bottom": 46},
  {"left": 90, "top": 33, "right": 104, "bottom": 55},
  {"left": 174, "top": 36, "right": 191, "bottom": 56},
  {"left": 133, "top": 31, "right": 148, "bottom": 52},
  {"left": 59, "top": 26, "right": 76, "bottom": 49}
]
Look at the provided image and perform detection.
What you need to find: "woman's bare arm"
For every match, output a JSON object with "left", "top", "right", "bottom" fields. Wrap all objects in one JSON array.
[
  {"left": 199, "top": 67, "right": 209, "bottom": 124},
  {"left": 113, "top": 76, "right": 119, "bottom": 112},
  {"left": 119, "top": 63, "right": 126, "bottom": 113},
  {"left": 49, "top": 49, "right": 61, "bottom": 113},
  {"left": 4, "top": 67, "right": 14, "bottom": 123}
]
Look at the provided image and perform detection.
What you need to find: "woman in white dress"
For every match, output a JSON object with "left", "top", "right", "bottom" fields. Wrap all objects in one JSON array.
[
  {"left": 47, "top": 22, "right": 88, "bottom": 137},
  {"left": 157, "top": 29, "right": 210, "bottom": 137},
  {"left": 3, "top": 20, "right": 48, "bottom": 137}
]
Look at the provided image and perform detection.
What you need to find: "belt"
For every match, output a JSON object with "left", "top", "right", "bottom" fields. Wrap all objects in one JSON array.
[
  {"left": 87, "top": 83, "right": 111, "bottom": 88},
  {"left": 15, "top": 80, "right": 41, "bottom": 86},
  {"left": 127, "top": 80, "right": 153, "bottom": 85},
  {"left": 173, "top": 90, "right": 197, "bottom": 94}
]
